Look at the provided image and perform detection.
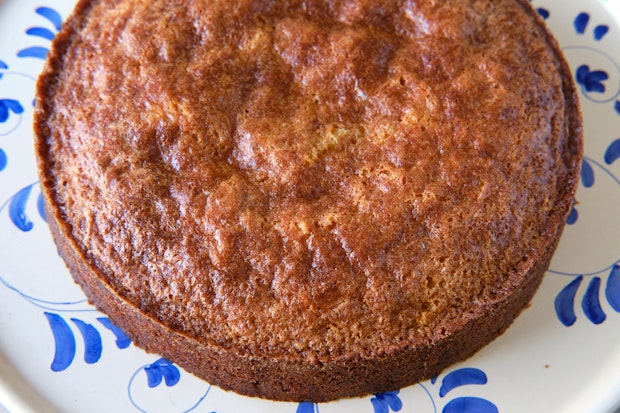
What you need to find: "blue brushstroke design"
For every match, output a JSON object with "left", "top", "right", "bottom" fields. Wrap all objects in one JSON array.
[
  {"left": 128, "top": 370, "right": 211, "bottom": 413},
  {"left": 615, "top": 100, "right": 620, "bottom": 115},
  {"left": 417, "top": 383, "right": 438, "bottom": 413},
  {"left": 442, "top": 397, "right": 498, "bottom": 413},
  {"left": 97, "top": 317, "right": 131, "bottom": 349},
  {"left": 0, "top": 99, "right": 24, "bottom": 122},
  {"left": 536, "top": 8, "right": 549, "bottom": 19},
  {"left": 574, "top": 12, "right": 590, "bottom": 34},
  {"left": 555, "top": 276, "right": 583, "bottom": 326},
  {"left": 582, "top": 277, "right": 606, "bottom": 324},
  {"left": 604, "top": 138, "right": 620, "bottom": 165},
  {"left": 36, "top": 6, "right": 63, "bottom": 31},
  {"left": 0, "top": 274, "right": 90, "bottom": 312},
  {"left": 566, "top": 206, "right": 578, "bottom": 225},
  {"left": 71, "top": 318, "right": 102, "bottom": 364},
  {"left": 0, "top": 60, "right": 7, "bottom": 80},
  {"left": 371, "top": 391, "right": 402, "bottom": 413},
  {"left": 576, "top": 65, "right": 608, "bottom": 93},
  {"left": 17, "top": 46, "right": 49, "bottom": 60},
  {"left": 9, "top": 185, "right": 34, "bottom": 231},
  {"left": 439, "top": 368, "right": 488, "bottom": 397},
  {"left": 37, "top": 192, "right": 47, "bottom": 222},
  {"left": 144, "top": 358, "right": 181, "bottom": 388},
  {"left": 593, "top": 25, "right": 609, "bottom": 41},
  {"left": 581, "top": 159, "right": 595, "bottom": 187},
  {"left": 26, "top": 27, "right": 56, "bottom": 41},
  {"left": 296, "top": 402, "right": 316, "bottom": 413},
  {"left": 44, "top": 312, "right": 76, "bottom": 372},
  {"left": 605, "top": 265, "right": 620, "bottom": 312},
  {"left": 0, "top": 148, "right": 6, "bottom": 171}
]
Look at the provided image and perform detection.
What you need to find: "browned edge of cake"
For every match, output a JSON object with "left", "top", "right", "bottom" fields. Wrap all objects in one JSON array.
[{"left": 33, "top": 0, "right": 583, "bottom": 402}]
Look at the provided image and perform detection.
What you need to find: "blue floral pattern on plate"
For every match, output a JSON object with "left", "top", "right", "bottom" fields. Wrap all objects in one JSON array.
[{"left": 0, "top": 1, "right": 619, "bottom": 412}]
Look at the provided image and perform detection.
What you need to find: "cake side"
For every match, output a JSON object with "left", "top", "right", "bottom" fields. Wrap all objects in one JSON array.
[
  {"left": 34, "top": 0, "right": 582, "bottom": 402},
  {"left": 43, "top": 196, "right": 563, "bottom": 401}
]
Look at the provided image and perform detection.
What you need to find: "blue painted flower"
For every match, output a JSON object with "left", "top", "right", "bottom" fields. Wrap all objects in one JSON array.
[
  {"left": 576, "top": 65, "right": 609, "bottom": 93},
  {"left": 555, "top": 266, "right": 620, "bottom": 327},
  {"left": 0, "top": 148, "right": 6, "bottom": 171},
  {"left": 45, "top": 313, "right": 104, "bottom": 371},
  {"left": 371, "top": 390, "right": 403, "bottom": 413},
  {"left": 0, "top": 99, "right": 24, "bottom": 123},
  {"left": 17, "top": 7, "right": 63, "bottom": 60},
  {"left": 144, "top": 358, "right": 181, "bottom": 388},
  {"left": 42, "top": 313, "right": 132, "bottom": 372}
]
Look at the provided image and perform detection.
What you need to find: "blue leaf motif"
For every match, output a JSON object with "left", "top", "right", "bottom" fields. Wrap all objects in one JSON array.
[
  {"left": 44, "top": 312, "right": 76, "bottom": 372},
  {"left": 0, "top": 99, "right": 24, "bottom": 123},
  {"left": 371, "top": 391, "right": 402, "bottom": 413},
  {"left": 576, "top": 65, "right": 608, "bottom": 93},
  {"left": 144, "top": 358, "right": 181, "bottom": 388},
  {"left": 36, "top": 6, "right": 63, "bottom": 31},
  {"left": 604, "top": 138, "right": 620, "bottom": 165},
  {"left": 615, "top": 100, "right": 620, "bottom": 115},
  {"left": 439, "top": 368, "right": 488, "bottom": 397},
  {"left": 17, "top": 46, "right": 50, "bottom": 60},
  {"left": 371, "top": 398, "right": 389, "bottom": 413},
  {"left": 443, "top": 397, "right": 498, "bottom": 413},
  {"left": 555, "top": 276, "right": 583, "bottom": 326},
  {"left": 536, "top": 8, "right": 549, "bottom": 19},
  {"left": 71, "top": 318, "right": 103, "bottom": 364},
  {"left": 296, "top": 402, "right": 316, "bottom": 413},
  {"left": 26, "top": 27, "right": 56, "bottom": 41},
  {"left": 566, "top": 205, "right": 578, "bottom": 225},
  {"left": 574, "top": 12, "right": 590, "bottom": 34},
  {"left": 9, "top": 185, "right": 34, "bottom": 232},
  {"left": 594, "top": 25, "right": 609, "bottom": 41},
  {"left": 0, "top": 61, "right": 6, "bottom": 80},
  {"left": 580, "top": 159, "right": 594, "bottom": 187},
  {"left": 605, "top": 265, "right": 620, "bottom": 312},
  {"left": 0, "top": 148, "right": 6, "bottom": 171},
  {"left": 582, "top": 277, "right": 606, "bottom": 325},
  {"left": 97, "top": 317, "right": 131, "bottom": 349}
]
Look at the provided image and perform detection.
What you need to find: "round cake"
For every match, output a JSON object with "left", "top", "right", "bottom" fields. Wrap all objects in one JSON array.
[{"left": 34, "top": 0, "right": 582, "bottom": 402}]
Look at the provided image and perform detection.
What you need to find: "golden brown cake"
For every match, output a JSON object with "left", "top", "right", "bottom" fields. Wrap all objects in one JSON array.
[{"left": 34, "top": 0, "right": 582, "bottom": 402}]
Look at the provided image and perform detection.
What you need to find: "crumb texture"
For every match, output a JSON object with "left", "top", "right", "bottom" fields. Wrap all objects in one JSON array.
[{"left": 38, "top": 0, "right": 579, "bottom": 365}]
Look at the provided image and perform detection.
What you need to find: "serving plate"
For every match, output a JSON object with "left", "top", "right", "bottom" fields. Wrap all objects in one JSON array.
[{"left": 1, "top": 0, "right": 619, "bottom": 412}]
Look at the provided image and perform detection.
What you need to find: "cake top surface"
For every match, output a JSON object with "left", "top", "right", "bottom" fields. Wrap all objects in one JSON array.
[{"left": 36, "top": 0, "right": 580, "bottom": 361}]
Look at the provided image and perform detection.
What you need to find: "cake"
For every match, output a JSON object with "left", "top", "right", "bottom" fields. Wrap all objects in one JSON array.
[{"left": 34, "top": 0, "right": 582, "bottom": 402}]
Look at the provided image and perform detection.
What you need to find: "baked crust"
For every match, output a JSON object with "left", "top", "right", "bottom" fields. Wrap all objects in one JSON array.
[{"left": 35, "top": 0, "right": 582, "bottom": 402}]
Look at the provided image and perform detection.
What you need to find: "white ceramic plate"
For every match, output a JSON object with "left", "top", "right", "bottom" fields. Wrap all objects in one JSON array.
[{"left": 1, "top": 0, "right": 620, "bottom": 412}]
